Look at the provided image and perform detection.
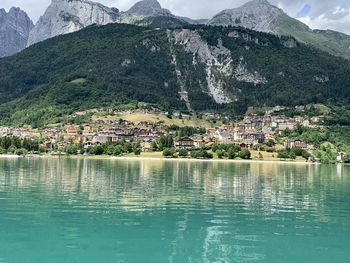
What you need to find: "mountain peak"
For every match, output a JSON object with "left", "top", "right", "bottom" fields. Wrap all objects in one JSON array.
[
  {"left": 127, "top": 0, "right": 172, "bottom": 17},
  {"left": 27, "top": 0, "right": 119, "bottom": 46},
  {"left": 208, "top": 0, "right": 283, "bottom": 32}
]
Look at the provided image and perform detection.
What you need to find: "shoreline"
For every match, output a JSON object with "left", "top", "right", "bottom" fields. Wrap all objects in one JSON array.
[
  {"left": 111, "top": 156, "right": 315, "bottom": 165},
  {"left": 0, "top": 153, "right": 318, "bottom": 165}
]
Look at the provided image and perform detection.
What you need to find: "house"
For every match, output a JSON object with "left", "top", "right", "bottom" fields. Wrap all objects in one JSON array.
[
  {"left": 175, "top": 137, "right": 194, "bottom": 149},
  {"left": 311, "top": 115, "right": 326, "bottom": 123},
  {"left": 141, "top": 141, "right": 153, "bottom": 152},
  {"left": 277, "top": 122, "right": 296, "bottom": 131},
  {"left": 337, "top": 152, "right": 347, "bottom": 162},
  {"left": 193, "top": 139, "right": 205, "bottom": 148},
  {"left": 214, "top": 129, "right": 232, "bottom": 143},
  {"left": 284, "top": 140, "right": 308, "bottom": 149},
  {"left": 84, "top": 141, "right": 101, "bottom": 149}
]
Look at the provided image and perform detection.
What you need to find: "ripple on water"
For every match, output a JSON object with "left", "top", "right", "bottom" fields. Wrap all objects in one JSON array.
[{"left": 0, "top": 159, "right": 350, "bottom": 262}]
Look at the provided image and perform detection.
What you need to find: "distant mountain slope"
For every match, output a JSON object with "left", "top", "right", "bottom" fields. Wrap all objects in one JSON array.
[
  {"left": 208, "top": 0, "right": 350, "bottom": 59},
  {"left": 0, "top": 7, "right": 33, "bottom": 57},
  {"left": 0, "top": 23, "right": 349, "bottom": 127},
  {"left": 133, "top": 16, "right": 189, "bottom": 29}
]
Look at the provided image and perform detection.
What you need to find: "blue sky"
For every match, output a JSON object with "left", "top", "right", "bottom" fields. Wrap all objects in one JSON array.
[
  {"left": 295, "top": 4, "right": 312, "bottom": 18},
  {"left": 1, "top": 0, "right": 350, "bottom": 34}
]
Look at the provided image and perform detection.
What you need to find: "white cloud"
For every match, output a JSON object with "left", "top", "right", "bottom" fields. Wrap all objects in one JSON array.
[
  {"left": 0, "top": 0, "right": 349, "bottom": 35},
  {"left": 300, "top": 14, "right": 350, "bottom": 34}
]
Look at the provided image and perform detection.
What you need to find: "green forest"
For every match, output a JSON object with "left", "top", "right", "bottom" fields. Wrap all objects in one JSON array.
[{"left": 0, "top": 23, "right": 349, "bottom": 127}]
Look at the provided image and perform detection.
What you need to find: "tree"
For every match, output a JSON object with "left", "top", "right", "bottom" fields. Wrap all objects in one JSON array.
[
  {"left": 178, "top": 148, "right": 188, "bottom": 157},
  {"left": 157, "top": 135, "right": 174, "bottom": 151},
  {"left": 132, "top": 141, "right": 141, "bottom": 155},
  {"left": 163, "top": 148, "right": 176, "bottom": 158},
  {"left": 113, "top": 145, "right": 124, "bottom": 156},
  {"left": 191, "top": 149, "right": 213, "bottom": 159},
  {"left": 8, "top": 145, "right": 17, "bottom": 154},
  {"left": 90, "top": 145, "right": 104, "bottom": 155},
  {"left": 216, "top": 150, "right": 225, "bottom": 159},
  {"left": 238, "top": 149, "right": 251, "bottom": 159},
  {"left": 15, "top": 148, "right": 28, "bottom": 156},
  {"left": 344, "top": 154, "right": 350, "bottom": 164},
  {"left": 133, "top": 147, "right": 141, "bottom": 156},
  {"left": 266, "top": 139, "right": 276, "bottom": 147},
  {"left": 227, "top": 149, "right": 236, "bottom": 159}
]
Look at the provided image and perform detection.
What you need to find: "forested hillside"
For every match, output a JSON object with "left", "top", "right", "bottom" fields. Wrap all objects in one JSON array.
[{"left": 0, "top": 23, "right": 349, "bottom": 127}]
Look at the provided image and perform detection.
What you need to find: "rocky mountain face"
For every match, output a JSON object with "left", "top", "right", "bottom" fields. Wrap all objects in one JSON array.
[
  {"left": 0, "top": 7, "right": 33, "bottom": 57},
  {"left": 208, "top": 0, "right": 283, "bottom": 33},
  {"left": 27, "top": 0, "right": 203, "bottom": 47},
  {"left": 208, "top": 0, "right": 350, "bottom": 59},
  {"left": 126, "top": 0, "right": 172, "bottom": 17},
  {"left": 27, "top": 0, "right": 120, "bottom": 46}
]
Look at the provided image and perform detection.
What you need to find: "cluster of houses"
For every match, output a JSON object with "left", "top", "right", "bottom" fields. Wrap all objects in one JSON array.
[{"left": 0, "top": 106, "right": 332, "bottom": 155}]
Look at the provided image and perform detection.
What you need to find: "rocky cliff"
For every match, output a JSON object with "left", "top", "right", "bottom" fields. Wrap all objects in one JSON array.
[
  {"left": 126, "top": 0, "right": 173, "bottom": 17},
  {"left": 0, "top": 7, "right": 33, "bottom": 57},
  {"left": 27, "top": 0, "right": 203, "bottom": 46},
  {"left": 27, "top": 0, "right": 119, "bottom": 46},
  {"left": 208, "top": 0, "right": 283, "bottom": 33}
]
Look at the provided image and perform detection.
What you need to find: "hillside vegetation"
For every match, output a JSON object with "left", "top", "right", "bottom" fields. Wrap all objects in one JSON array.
[{"left": 0, "top": 23, "right": 349, "bottom": 127}]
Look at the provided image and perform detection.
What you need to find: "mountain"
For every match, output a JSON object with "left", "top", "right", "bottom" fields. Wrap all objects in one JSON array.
[
  {"left": 0, "top": 7, "right": 33, "bottom": 57},
  {"left": 27, "top": 0, "right": 120, "bottom": 46},
  {"left": 208, "top": 0, "right": 283, "bottom": 33},
  {"left": 0, "top": 23, "right": 349, "bottom": 127},
  {"left": 208, "top": 0, "right": 350, "bottom": 59},
  {"left": 28, "top": 0, "right": 192, "bottom": 46},
  {"left": 126, "top": 0, "right": 173, "bottom": 17}
]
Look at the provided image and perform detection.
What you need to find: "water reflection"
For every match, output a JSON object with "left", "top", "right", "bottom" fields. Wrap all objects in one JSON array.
[{"left": 0, "top": 157, "right": 349, "bottom": 263}]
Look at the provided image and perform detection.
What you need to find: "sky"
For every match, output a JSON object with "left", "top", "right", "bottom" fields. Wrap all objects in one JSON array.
[{"left": 1, "top": 0, "right": 350, "bottom": 34}]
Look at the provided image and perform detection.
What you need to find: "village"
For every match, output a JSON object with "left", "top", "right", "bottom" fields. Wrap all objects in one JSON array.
[{"left": 0, "top": 105, "right": 347, "bottom": 162}]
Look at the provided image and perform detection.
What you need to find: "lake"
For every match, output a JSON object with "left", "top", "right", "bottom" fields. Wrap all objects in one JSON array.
[{"left": 0, "top": 157, "right": 349, "bottom": 262}]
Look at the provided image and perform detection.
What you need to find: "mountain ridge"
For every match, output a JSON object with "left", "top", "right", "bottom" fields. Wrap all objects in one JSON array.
[
  {"left": 207, "top": 0, "right": 350, "bottom": 59},
  {"left": 0, "top": 7, "right": 33, "bottom": 57},
  {"left": 2, "top": 0, "right": 350, "bottom": 59}
]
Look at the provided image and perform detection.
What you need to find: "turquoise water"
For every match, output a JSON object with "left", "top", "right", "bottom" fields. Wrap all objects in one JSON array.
[{"left": 0, "top": 158, "right": 349, "bottom": 262}]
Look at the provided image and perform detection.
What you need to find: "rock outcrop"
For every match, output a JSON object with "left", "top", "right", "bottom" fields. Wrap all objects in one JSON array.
[
  {"left": 208, "top": 0, "right": 284, "bottom": 33},
  {"left": 0, "top": 7, "right": 33, "bottom": 57},
  {"left": 27, "top": 0, "right": 119, "bottom": 46},
  {"left": 126, "top": 0, "right": 173, "bottom": 17}
]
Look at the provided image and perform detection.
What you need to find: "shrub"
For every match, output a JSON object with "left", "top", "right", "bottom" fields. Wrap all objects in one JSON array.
[
  {"left": 178, "top": 148, "right": 189, "bottom": 157},
  {"left": 7, "top": 145, "right": 17, "bottom": 154},
  {"left": 238, "top": 149, "right": 251, "bottom": 159},
  {"left": 227, "top": 149, "right": 237, "bottom": 159},
  {"left": 216, "top": 150, "right": 224, "bottom": 159},
  {"left": 191, "top": 149, "right": 213, "bottom": 159},
  {"left": 163, "top": 148, "right": 177, "bottom": 158},
  {"left": 15, "top": 148, "right": 28, "bottom": 156}
]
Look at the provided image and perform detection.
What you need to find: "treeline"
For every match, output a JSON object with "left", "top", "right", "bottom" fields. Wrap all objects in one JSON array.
[
  {"left": 280, "top": 126, "right": 350, "bottom": 163},
  {"left": 167, "top": 125, "right": 206, "bottom": 137},
  {"left": 162, "top": 143, "right": 252, "bottom": 160},
  {"left": 64, "top": 141, "right": 141, "bottom": 156},
  {"left": 0, "top": 136, "right": 40, "bottom": 155}
]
